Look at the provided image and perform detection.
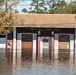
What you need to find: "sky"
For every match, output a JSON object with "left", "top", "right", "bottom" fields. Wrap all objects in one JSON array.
[{"left": 15, "top": 0, "right": 75, "bottom": 13}]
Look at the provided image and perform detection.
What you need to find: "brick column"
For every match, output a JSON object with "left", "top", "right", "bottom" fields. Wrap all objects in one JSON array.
[
  {"left": 51, "top": 36, "right": 54, "bottom": 60},
  {"left": 7, "top": 40, "right": 13, "bottom": 61},
  {"left": 37, "top": 36, "right": 40, "bottom": 61},
  {"left": 7, "top": 40, "right": 13, "bottom": 53}
]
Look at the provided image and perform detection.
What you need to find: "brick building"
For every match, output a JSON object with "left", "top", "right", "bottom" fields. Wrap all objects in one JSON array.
[{"left": 0, "top": 14, "right": 76, "bottom": 60}]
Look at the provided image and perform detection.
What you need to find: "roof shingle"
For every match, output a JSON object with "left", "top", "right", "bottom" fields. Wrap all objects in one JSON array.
[{"left": 15, "top": 14, "right": 76, "bottom": 27}]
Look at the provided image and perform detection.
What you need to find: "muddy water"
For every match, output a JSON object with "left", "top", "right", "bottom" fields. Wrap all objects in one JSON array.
[{"left": 0, "top": 53, "right": 76, "bottom": 75}]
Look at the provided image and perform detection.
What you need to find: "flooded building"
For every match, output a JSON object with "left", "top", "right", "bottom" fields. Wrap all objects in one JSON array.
[{"left": 0, "top": 14, "right": 76, "bottom": 60}]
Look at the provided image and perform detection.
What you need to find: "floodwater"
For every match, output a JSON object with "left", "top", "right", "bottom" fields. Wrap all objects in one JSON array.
[{"left": 0, "top": 52, "right": 76, "bottom": 75}]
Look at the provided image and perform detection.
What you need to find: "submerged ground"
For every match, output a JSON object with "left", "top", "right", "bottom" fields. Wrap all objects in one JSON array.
[{"left": 0, "top": 52, "right": 76, "bottom": 75}]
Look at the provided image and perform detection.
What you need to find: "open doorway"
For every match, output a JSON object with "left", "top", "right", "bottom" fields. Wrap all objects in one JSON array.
[
  {"left": 21, "top": 34, "right": 33, "bottom": 60},
  {"left": 40, "top": 37, "right": 50, "bottom": 60},
  {"left": 58, "top": 34, "right": 70, "bottom": 60}
]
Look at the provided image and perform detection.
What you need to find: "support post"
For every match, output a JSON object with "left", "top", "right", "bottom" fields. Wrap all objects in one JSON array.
[
  {"left": 75, "top": 29, "right": 76, "bottom": 60},
  {"left": 40, "top": 37, "right": 43, "bottom": 59},
  {"left": 13, "top": 27, "right": 16, "bottom": 59},
  {"left": 54, "top": 34, "right": 58, "bottom": 60},
  {"left": 51, "top": 36, "right": 54, "bottom": 60},
  {"left": 37, "top": 36, "right": 40, "bottom": 61},
  {"left": 32, "top": 33, "right": 37, "bottom": 61},
  {"left": 17, "top": 33, "right": 21, "bottom": 53},
  {"left": 13, "top": 27, "right": 17, "bottom": 74},
  {"left": 70, "top": 34, "right": 74, "bottom": 60},
  {"left": 17, "top": 33, "right": 21, "bottom": 62}
]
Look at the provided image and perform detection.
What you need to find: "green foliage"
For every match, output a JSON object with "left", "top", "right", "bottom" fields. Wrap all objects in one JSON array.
[
  {"left": 55, "top": 0, "right": 76, "bottom": 14},
  {"left": 29, "top": 0, "right": 48, "bottom": 14},
  {"left": 0, "top": 0, "right": 23, "bottom": 34},
  {"left": 15, "top": 9, "right": 19, "bottom": 13},
  {"left": 22, "top": 8, "right": 28, "bottom": 13},
  {"left": 69, "top": 1, "right": 76, "bottom": 14},
  {"left": 29, "top": 0, "right": 76, "bottom": 14},
  {"left": 0, "top": 12, "right": 15, "bottom": 33},
  {"left": 47, "top": 0, "right": 57, "bottom": 13}
]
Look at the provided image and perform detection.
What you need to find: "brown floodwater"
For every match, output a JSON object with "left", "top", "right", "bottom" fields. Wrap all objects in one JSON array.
[{"left": 0, "top": 52, "right": 76, "bottom": 75}]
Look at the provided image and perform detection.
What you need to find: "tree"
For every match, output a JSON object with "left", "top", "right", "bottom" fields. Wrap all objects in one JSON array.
[
  {"left": 57, "top": 0, "right": 71, "bottom": 14},
  {"left": 55, "top": 0, "right": 68, "bottom": 14},
  {"left": 15, "top": 9, "right": 19, "bottom": 13},
  {"left": 69, "top": 1, "right": 76, "bottom": 14},
  {"left": 29, "top": 0, "right": 62, "bottom": 14},
  {"left": 22, "top": 8, "right": 28, "bottom": 13},
  {"left": 29, "top": 0, "right": 48, "bottom": 14},
  {"left": 46, "top": 0, "right": 57, "bottom": 14},
  {"left": 0, "top": 0, "right": 23, "bottom": 33},
  {"left": 56, "top": 0, "right": 76, "bottom": 14},
  {"left": 29, "top": 0, "right": 76, "bottom": 14}
]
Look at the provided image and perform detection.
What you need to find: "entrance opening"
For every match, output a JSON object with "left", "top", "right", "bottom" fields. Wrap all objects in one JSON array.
[
  {"left": 41, "top": 37, "right": 50, "bottom": 60},
  {"left": 21, "top": 34, "right": 32, "bottom": 60},
  {"left": 58, "top": 35, "right": 69, "bottom": 60}
]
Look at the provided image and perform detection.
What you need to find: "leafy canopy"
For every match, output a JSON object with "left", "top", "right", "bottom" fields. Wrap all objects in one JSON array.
[{"left": 0, "top": 0, "right": 23, "bottom": 34}]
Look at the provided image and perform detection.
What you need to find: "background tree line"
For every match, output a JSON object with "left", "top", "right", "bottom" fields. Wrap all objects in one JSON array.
[{"left": 22, "top": 0, "right": 76, "bottom": 14}]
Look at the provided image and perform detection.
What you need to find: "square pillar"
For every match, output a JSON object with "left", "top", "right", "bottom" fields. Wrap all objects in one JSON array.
[
  {"left": 17, "top": 33, "right": 21, "bottom": 62},
  {"left": 13, "top": 27, "right": 16, "bottom": 59},
  {"left": 17, "top": 33, "right": 21, "bottom": 53},
  {"left": 54, "top": 34, "right": 58, "bottom": 60},
  {"left": 13, "top": 27, "right": 16, "bottom": 51},
  {"left": 32, "top": 33, "right": 37, "bottom": 61},
  {"left": 51, "top": 36, "right": 54, "bottom": 60},
  {"left": 40, "top": 37, "right": 43, "bottom": 59},
  {"left": 75, "top": 28, "right": 76, "bottom": 60},
  {"left": 37, "top": 36, "right": 40, "bottom": 61},
  {"left": 70, "top": 34, "right": 74, "bottom": 60}
]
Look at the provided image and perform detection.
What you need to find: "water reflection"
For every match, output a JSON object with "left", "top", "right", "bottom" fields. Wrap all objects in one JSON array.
[
  {"left": 0, "top": 52, "right": 76, "bottom": 75},
  {"left": 0, "top": 52, "right": 13, "bottom": 75}
]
